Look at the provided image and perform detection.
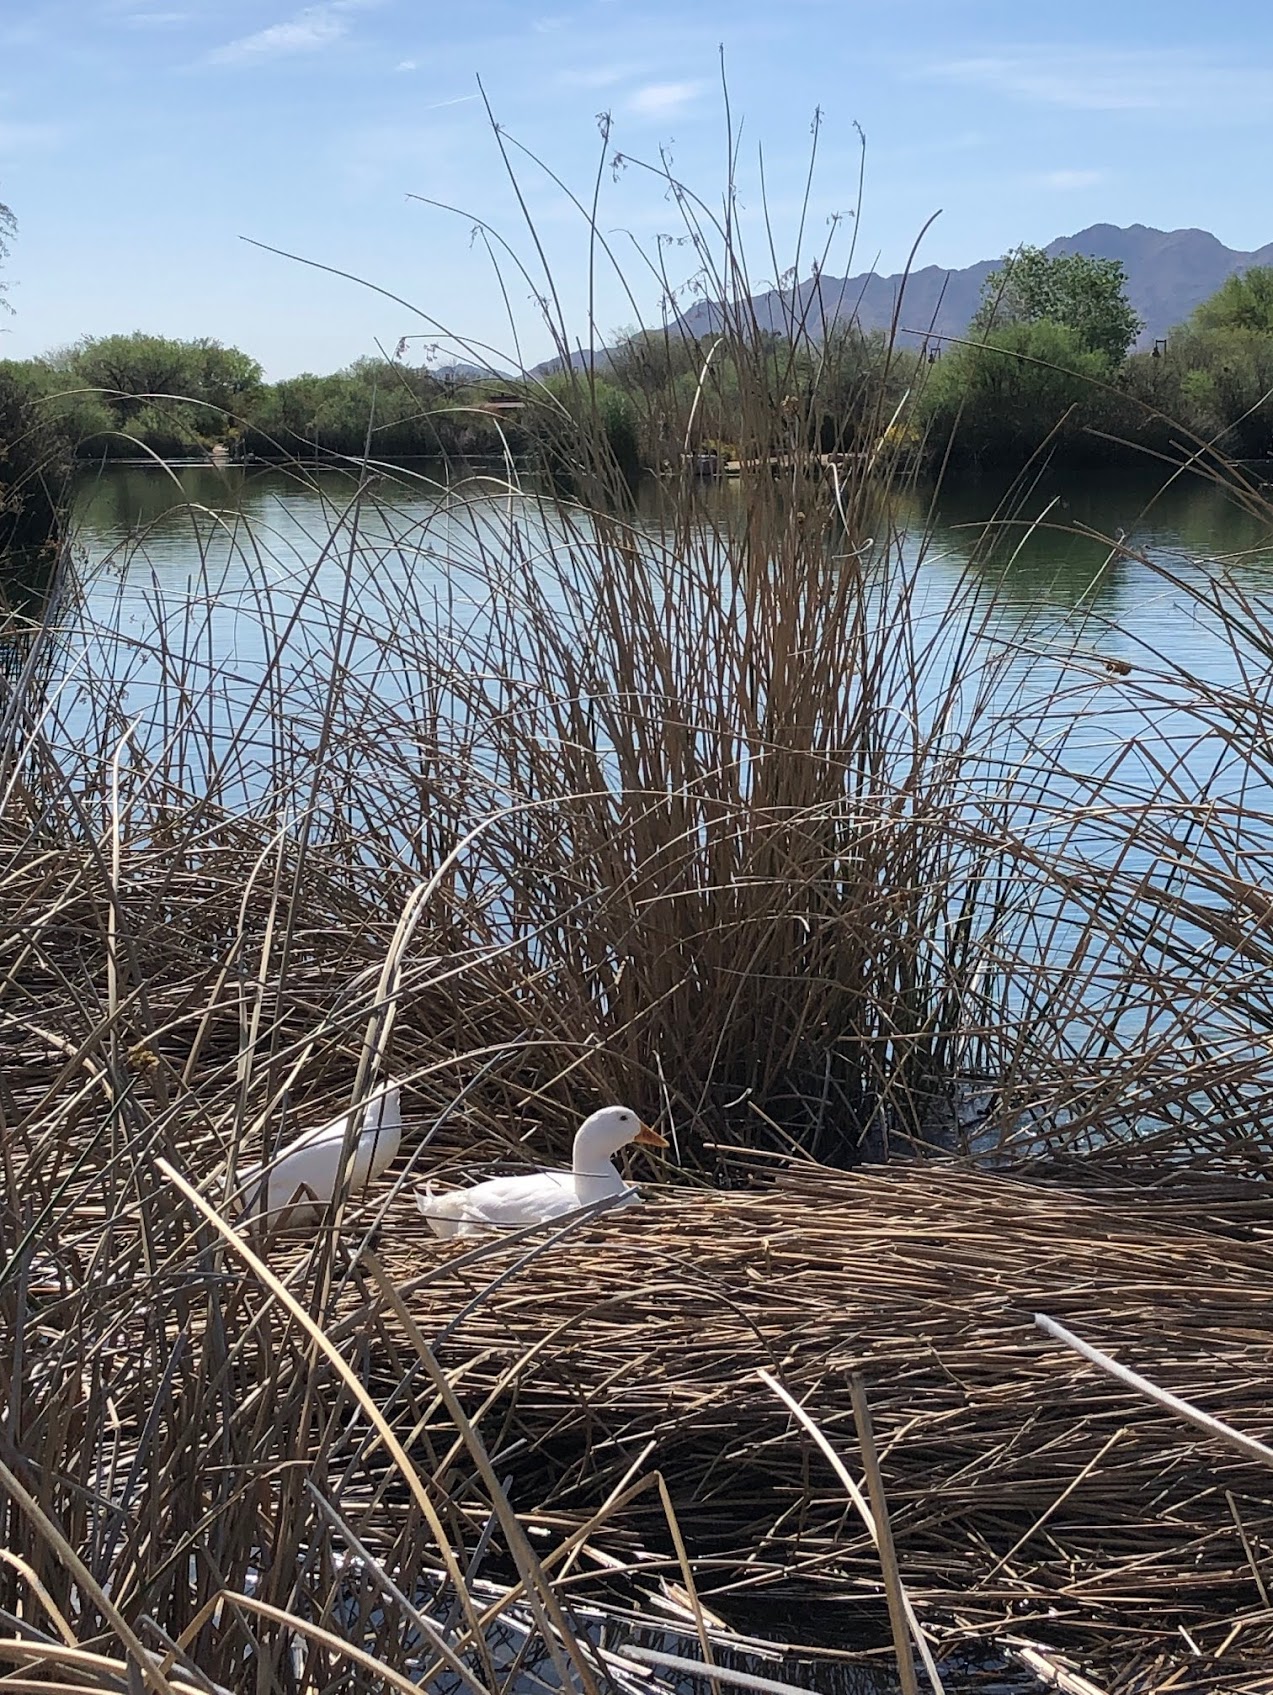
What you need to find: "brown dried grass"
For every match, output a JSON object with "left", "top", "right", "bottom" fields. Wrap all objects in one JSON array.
[
  {"left": 361, "top": 1163, "right": 1273, "bottom": 1690},
  {"left": 7, "top": 116, "right": 1273, "bottom": 1695}
]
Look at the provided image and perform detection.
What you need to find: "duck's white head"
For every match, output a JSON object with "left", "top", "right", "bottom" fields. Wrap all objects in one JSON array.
[{"left": 573, "top": 1105, "right": 667, "bottom": 1163}]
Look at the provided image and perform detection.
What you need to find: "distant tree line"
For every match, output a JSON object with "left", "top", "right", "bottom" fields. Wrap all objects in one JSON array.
[
  {"left": 4, "top": 256, "right": 1273, "bottom": 575},
  {"left": 0, "top": 336, "right": 528, "bottom": 461},
  {"left": 604, "top": 251, "right": 1273, "bottom": 475},
  {"left": 538, "top": 253, "right": 1273, "bottom": 477},
  {"left": 0, "top": 194, "right": 69, "bottom": 569}
]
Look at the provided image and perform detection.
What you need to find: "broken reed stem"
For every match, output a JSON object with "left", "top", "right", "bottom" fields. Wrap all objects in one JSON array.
[
  {"left": 756, "top": 1368, "right": 942, "bottom": 1695},
  {"left": 1002, "top": 1639, "right": 1112, "bottom": 1695},
  {"left": 152, "top": 1159, "right": 499, "bottom": 1686},
  {"left": 652, "top": 1471, "right": 725, "bottom": 1695},
  {"left": 625, "top": 1644, "right": 819, "bottom": 1695},
  {"left": 1225, "top": 1489, "right": 1272, "bottom": 1609},
  {"left": 359, "top": 1250, "right": 604, "bottom": 1695},
  {"left": 849, "top": 1373, "right": 924, "bottom": 1695},
  {"left": 0, "top": 1455, "right": 176, "bottom": 1695},
  {"left": 979, "top": 1425, "right": 1128, "bottom": 1586},
  {"left": 212, "top": 1593, "right": 439, "bottom": 1695},
  {"left": 300, "top": 1482, "right": 494, "bottom": 1695},
  {"left": 1035, "top": 1312, "right": 1273, "bottom": 1470},
  {"left": 0, "top": 1638, "right": 219, "bottom": 1695}
]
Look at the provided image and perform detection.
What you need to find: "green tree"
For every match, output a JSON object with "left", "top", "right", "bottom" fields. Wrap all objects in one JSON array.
[
  {"left": 0, "top": 361, "right": 74, "bottom": 567},
  {"left": 974, "top": 246, "right": 1143, "bottom": 367},
  {"left": 63, "top": 333, "right": 192, "bottom": 417},
  {"left": 238, "top": 360, "right": 497, "bottom": 459},
  {"left": 0, "top": 195, "right": 15, "bottom": 317},
  {"left": 66, "top": 332, "right": 262, "bottom": 427},
  {"left": 1116, "top": 268, "right": 1273, "bottom": 461},
  {"left": 192, "top": 340, "right": 264, "bottom": 414},
  {"left": 11, "top": 357, "right": 116, "bottom": 450},
  {"left": 604, "top": 325, "right": 705, "bottom": 398},
  {"left": 1157, "top": 326, "right": 1273, "bottom": 457},
  {"left": 1188, "top": 267, "right": 1273, "bottom": 337},
  {"left": 810, "top": 326, "right": 914, "bottom": 454}
]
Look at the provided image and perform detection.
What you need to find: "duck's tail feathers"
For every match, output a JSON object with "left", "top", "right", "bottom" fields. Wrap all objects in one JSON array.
[{"left": 416, "top": 1182, "right": 462, "bottom": 1240}]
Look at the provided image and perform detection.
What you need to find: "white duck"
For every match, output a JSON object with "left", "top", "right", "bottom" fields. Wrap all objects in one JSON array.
[
  {"left": 417, "top": 1105, "right": 666, "bottom": 1238},
  {"left": 237, "top": 1080, "right": 402, "bottom": 1225}
]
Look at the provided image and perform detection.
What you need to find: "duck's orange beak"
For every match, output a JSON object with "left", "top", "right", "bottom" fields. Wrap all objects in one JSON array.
[{"left": 634, "top": 1122, "right": 668, "bottom": 1148}]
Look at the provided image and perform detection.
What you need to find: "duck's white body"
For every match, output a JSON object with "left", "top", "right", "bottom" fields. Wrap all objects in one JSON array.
[
  {"left": 417, "top": 1106, "right": 666, "bottom": 1239},
  {"left": 237, "top": 1082, "right": 402, "bottom": 1225}
]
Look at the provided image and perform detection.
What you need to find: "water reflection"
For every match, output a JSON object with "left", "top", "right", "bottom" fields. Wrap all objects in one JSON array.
[
  {"left": 332, "top": 1573, "right": 1014, "bottom": 1695},
  {"left": 72, "top": 458, "right": 476, "bottom": 544},
  {"left": 69, "top": 459, "right": 1273, "bottom": 614},
  {"left": 933, "top": 462, "right": 1271, "bottom": 551},
  {"left": 905, "top": 465, "right": 1273, "bottom": 611},
  {"left": 60, "top": 460, "right": 1273, "bottom": 822}
]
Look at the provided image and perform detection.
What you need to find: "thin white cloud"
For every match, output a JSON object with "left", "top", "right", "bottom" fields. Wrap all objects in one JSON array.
[
  {"left": 921, "top": 48, "right": 1273, "bottom": 117},
  {"left": 123, "top": 9, "right": 189, "bottom": 24},
  {"left": 395, "top": 58, "right": 417, "bottom": 71},
  {"left": 627, "top": 80, "right": 703, "bottom": 118},
  {"left": 927, "top": 53, "right": 1158, "bottom": 111},
  {"left": 1035, "top": 168, "right": 1106, "bottom": 190},
  {"left": 208, "top": 1, "right": 369, "bottom": 66}
]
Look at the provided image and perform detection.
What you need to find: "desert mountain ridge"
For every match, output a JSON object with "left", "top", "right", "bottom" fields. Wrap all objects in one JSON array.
[{"left": 533, "top": 224, "right": 1273, "bottom": 376}]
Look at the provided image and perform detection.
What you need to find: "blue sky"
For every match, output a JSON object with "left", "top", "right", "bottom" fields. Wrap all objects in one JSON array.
[{"left": 1, "top": 0, "right": 1270, "bottom": 377}]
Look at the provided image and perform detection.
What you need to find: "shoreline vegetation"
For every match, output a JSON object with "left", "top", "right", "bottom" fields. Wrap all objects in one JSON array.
[
  {"left": 6, "top": 147, "right": 1273, "bottom": 1693},
  {"left": 3, "top": 254, "right": 1273, "bottom": 576}
]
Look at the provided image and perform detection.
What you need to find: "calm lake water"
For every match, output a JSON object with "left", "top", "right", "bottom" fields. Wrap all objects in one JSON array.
[
  {"left": 64, "top": 457, "right": 1273, "bottom": 660},
  {"left": 52, "top": 458, "right": 1273, "bottom": 823},
  {"left": 36, "top": 455, "right": 1273, "bottom": 1097}
]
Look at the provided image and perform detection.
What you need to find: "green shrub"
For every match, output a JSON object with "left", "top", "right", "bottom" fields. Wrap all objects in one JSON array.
[
  {"left": 124, "top": 402, "right": 207, "bottom": 458},
  {"left": 1117, "top": 329, "right": 1273, "bottom": 462},
  {"left": 1189, "top": 267, "right": 1273, "bottom": 337},
  {"left": 0, "top": 359, "right": 73, "bottom": 563},
  {"left": 919, "top": 319, "right": 1114, "bottom": 471},
  {"left": 238, "top": 361, "right": 507, "bottom": 460}
]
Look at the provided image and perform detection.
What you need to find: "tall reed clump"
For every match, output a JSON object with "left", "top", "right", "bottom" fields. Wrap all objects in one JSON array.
[{"left": 406, "top": 473, "right": 1028, "bottom": 1162}]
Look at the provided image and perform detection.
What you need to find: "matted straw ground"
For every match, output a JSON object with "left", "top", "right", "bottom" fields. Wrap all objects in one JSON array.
[{"left": 329, "top": 1161, "right": 1273, "bottom": 1692}]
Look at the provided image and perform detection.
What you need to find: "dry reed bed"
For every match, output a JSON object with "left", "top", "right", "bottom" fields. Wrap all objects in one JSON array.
[
  {"left": 347, "top": 1163, "right": 1273, "bottom": 1690},
  {"left": 8, "top": 127, "right": 1273, "bottom": 1693}
]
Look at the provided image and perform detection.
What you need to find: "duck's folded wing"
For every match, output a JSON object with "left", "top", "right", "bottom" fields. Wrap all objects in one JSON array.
[
  {"left": 240, "top": 1141, "right": 345, "bottom": 1216},
  {"left": 417, "top": 1171, "right": 578, "bottom": 1234}
]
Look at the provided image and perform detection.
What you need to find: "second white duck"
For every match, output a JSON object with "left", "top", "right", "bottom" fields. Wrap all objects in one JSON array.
[
  {"left": 417, "top": 1106, "right": 666, "bottom": 1238},
  {"left": 237, "top": 1080, "right": 402, "bottom": 1225}
]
